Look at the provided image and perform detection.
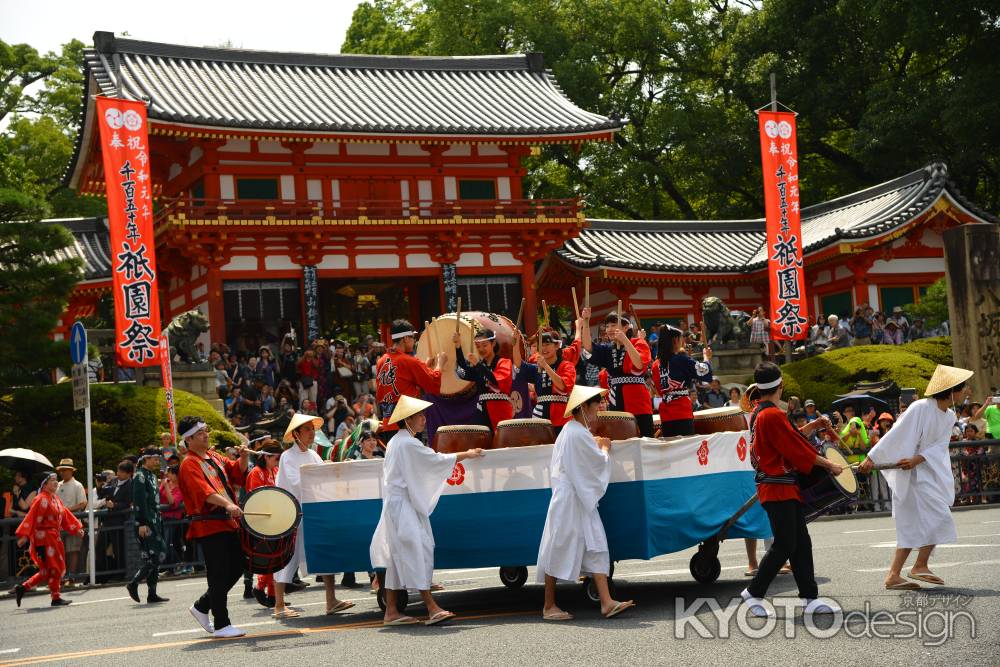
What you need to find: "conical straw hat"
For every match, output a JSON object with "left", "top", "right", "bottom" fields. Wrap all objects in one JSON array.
[
  {"left": 563, "top": 385, "right": 608, "bottom": 418},
  {"left": 924, "top": 364, "right": 974, "bottom": 397},
  {"left": 388, "top": 394, "right": 433, "bottom": 425},
  {"left": 283, "top": 413, "right": 324, "bottom": 442}
]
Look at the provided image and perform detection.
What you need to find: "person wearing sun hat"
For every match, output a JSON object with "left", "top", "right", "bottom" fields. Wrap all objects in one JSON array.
[
  {"left": 860, "top": 364, "right": 973, "bottom": 590},
  {"left": 535, "top": 384, "right": 635, "bottom": 622},
  {"left": 370, "top": 394, "right": 484, "bottom": 627},
  {"left": 271, "top": 413, "right": 354, "bottom": 620}
]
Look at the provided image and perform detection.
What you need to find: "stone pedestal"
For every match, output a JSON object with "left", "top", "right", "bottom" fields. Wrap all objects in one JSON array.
[
  {"left": 708, "top": 346, "right": 763, "bottom": 385},
  {"left": 944, "top": 224, "right": 1000, "bottom": 398},
  {"left": 142, "top": 367, "right": 224, "bottom": 414}
]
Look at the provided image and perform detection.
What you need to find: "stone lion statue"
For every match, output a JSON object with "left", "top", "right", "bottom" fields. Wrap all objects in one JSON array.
[
  {"left": 702, "top": 296, "right": 748, "bottom": 346},
  {"left": 167, "top": 310, "right": 210, "bottom": 363}
]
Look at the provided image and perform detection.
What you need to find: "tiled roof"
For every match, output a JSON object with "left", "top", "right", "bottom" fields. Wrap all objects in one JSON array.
[
  {"left": 81, "top": 31, "right": 620, "bottom": 137},
  {"left": 41, "top": 217, "right": 112, "bottom": 281},
  {"left": 558, "top": 163, "right": 998, "bottom": 273}
]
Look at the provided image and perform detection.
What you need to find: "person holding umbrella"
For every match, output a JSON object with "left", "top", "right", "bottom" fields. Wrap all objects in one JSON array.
[{"left": 13, "top": 473, "right": 84, "bottom": 607}]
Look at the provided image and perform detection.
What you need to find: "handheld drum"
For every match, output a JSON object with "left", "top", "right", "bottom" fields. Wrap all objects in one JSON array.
[
  {"left": 798, "top": 446, "right": 858, "bottom": 522},
  {"left": 493, "top": 418, "right": 556, "bottom": 449},
  {"left": 240, "top": 486, "right": 302, "bottom": 574},
  {"left": 593, "top": 411, "right": 640, "bottom": 441},
  {"left": 693, "top": 406, "right": 747, "bottom": 435},
  {"left": 432, "top": 424, "right": 493, "bottom": 454}
]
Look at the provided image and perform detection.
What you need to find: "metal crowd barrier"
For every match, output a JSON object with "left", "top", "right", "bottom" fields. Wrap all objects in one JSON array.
[{"left": 1, "top": 507, "right": 205, "bottom": 588}]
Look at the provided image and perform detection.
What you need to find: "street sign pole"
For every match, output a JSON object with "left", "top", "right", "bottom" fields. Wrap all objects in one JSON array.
[{"left": 71, "top": 321, "right": 97, "bottom": 586}]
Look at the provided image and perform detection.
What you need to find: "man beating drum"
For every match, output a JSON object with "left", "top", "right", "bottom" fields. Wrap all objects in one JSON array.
[{"left": 272, "top": 413, "right": 355, "bottom": 619}]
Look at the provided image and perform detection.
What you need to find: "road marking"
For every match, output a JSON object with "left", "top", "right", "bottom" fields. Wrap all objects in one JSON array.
[
  {"left": 855, "top": 562, "right": 964, "bottom": 573},
  {"left": 626, "top": 564, "right": 745, "bottom": 579},
  {"left": 173, "top": 580, "right": 208, "bottom": 588},
  {"left": 69, "top": 596, "right": 131, "bottom": 606},
  {"left": 0, "top": 609, "right": 532, "bottom": 667},
  {"left": 841, "top": 528, "right": 896, "bottom": 534},
  {"left": 0, "top": 651, "right": 19, "bottom": 656}
]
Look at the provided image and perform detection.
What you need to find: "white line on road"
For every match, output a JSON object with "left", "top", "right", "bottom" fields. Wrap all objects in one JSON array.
[
  {"left": 841, "top": 528, "right": 896, "bottom": 534},
  {"left": 626, "top": 565, "right": 746, "bottom": 579},
  {"left": 855, "top": 562, "right": 964, "bottom": 573},
  {"left": 70, "top": 596, "right": 131, "bottom": 606},
  {"left": 174, "top": 580, "right": 208, "bottom": 588},
  {"left": 0, "top": 649, "right": 21, "bottom": 655}
]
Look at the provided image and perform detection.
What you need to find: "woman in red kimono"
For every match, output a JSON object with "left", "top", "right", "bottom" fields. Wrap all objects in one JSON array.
[
  {"left": 245, "top": 442, "right": 282, "bottom": 607},
  {"left": 14, "top": 473, "right": 84, "bottom": 607}
]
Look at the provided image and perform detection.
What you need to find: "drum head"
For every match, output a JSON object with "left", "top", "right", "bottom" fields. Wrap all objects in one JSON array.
[
  {"left": 597, "top": 411, "right": 635, "bottom": 420},
  {"left": 436, "top": 424, "right": 492, "bottom": 433},
  {"left": 242, "top": 487, "right": 301, "bottom": 539},
  {"left": 496, "top": 418, "right": 553, "bottom": 428},
  {"left": 693, "top": 406, "right": 743, "bottom": 420},
  {"left": 416, "top": 315, "right": 475, "bottom": 396},
  {"left": 823, "top": 447, "right": 858, "bottom": 495}
]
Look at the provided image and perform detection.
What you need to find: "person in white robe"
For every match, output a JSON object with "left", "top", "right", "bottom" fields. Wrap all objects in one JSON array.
[
  {"left": 536, "top": 384, "right": 635, "bottom": 620},
  {"left": 272, "top": 413, "right": 355, "bottom": 618},
  {"left": 370, "top": 395, "right": 484, "bottom": 626},
  {"left": 861, "top": 364, "right": 972, "bottom": 590}
]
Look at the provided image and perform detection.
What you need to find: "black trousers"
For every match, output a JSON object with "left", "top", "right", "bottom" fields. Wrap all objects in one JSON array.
[
  {"left": 660, "top": 418, "right": 695, "bottom": 437},
  {"left": 635, "top": 413, "right": 655, "bottom": 438},
  {"left": 193, "top": 531, "right": 246, "bottom": 630},
  {"left": 747, "top": 500, "right": 818, "bottom": 600}
]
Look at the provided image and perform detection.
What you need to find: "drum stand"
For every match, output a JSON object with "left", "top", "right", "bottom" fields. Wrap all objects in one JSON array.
[{"left": 689, "top": 494, "right": 760, "bottom": 584}]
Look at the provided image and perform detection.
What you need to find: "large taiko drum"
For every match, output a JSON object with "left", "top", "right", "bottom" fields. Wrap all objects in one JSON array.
[
  {"left": 693, "top": 406, "right": 747, "bottom": 435},
  {"left": 593, "top": 411, "right": 640, "bottom": 441},
  {"left": 799, "top": 446, "right": 858, "bottom": 522},
  {"left": 240, "top": 486, "right": 301, "bottom": 574},
  {"left": 416, "top": 311, "right": 527, "bottom": 397},
  {"left": 493, "top": 418, "right": 556, "bottom": 449},
  {"left": 433, "top": 424, "right": 494, "bottom": 453}
]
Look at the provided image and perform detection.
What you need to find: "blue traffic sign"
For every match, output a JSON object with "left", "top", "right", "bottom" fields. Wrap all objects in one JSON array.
[{"left": 70, "top": 321, "right": 88, "bottom": 364}]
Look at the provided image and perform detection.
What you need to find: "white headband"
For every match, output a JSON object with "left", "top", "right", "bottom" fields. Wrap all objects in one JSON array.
[
  {"left": 756, "top": 377, "right": 782, "bottom": 390},
  {"left": 181, "top": 421, "right": 207, "bottom": 439},
  {"left": 391, "top": 330, "right": 416, "bottom": 340}
]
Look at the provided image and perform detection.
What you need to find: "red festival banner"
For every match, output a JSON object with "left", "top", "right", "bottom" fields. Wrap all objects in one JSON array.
[
  {"left": 160, "top": 334, "right": 177, "bottom": 445},
  {"left": 758, "top": 111, "right": 809, "bottom": 340},
  {"left": 95, "top": 97, "right": 162, "bottom": 366}
]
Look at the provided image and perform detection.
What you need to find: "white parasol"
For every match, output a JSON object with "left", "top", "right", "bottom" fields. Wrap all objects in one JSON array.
[{"left": 0, "top": 448, "right": 55, "bottom": 475}]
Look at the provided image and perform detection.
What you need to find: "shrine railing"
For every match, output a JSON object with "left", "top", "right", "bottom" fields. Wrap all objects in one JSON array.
[{"left": 154, "top": 197, "right": 580, "bottom": 224}]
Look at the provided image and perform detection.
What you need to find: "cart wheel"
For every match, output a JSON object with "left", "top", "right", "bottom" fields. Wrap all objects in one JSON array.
[
  {"left": 376, "top": 587, "right": 409, "bottom": 612},
  {"left": 689, "top": 552, "right": 721, "bottom": 584},
  {"left": 582, "top": 576, "right": 614, "bottom": 604},
  {"left": 499, "top": 566, "right": 528, "bottom": 589}
]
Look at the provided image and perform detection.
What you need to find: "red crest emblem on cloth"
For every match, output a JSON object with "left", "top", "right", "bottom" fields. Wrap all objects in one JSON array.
[
  {"left": 697, "top": 440, "right": 709, "bottom": 466},
  {"left": 737, "top": 436, "right": 747, "bottom": 462},
  {"left": 447, "top": 462, "right": 465, "bottom": 486}
]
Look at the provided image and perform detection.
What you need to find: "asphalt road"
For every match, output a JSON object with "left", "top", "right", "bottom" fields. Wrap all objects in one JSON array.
[{"left": 2, "top": 507, "right": 999, "bottom": 666}]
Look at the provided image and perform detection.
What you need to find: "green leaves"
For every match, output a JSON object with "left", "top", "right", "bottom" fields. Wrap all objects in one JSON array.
[{"left": 341, "top": 0, "right": 1000, "bottom": 218}]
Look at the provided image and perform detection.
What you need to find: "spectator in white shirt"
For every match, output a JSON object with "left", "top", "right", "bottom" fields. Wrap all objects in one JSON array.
[{"left": 55, "top": 459, "right": 88, "bottom": 581}]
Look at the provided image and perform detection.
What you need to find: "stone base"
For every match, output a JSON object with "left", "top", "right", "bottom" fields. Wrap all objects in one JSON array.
[
  {"left": 140, "top": 368, "right": 224, "bottom": 414},
  {"left": 709, "top": 346, "right": 763, "bottom": 375}
]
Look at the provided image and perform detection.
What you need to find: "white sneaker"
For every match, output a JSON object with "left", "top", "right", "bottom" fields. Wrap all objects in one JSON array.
[
  {"left": 740, "top": 588, "right": 774, "bottom": 618},
  {"left": 213, "top": 625, "right": 246, "bottom": 639},
  {"left": 189, "top": 605, "right": 214, "bottom": 633},
  {"left": 802, "top": 598, "right": 841, "bottom": 614}
]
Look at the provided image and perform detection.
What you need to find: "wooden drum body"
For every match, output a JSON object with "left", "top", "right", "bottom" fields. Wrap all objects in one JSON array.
[
  {"left": 493, "top": 418, "right": 556, "bottom": 449},
  {"left": 433, "top": 424, "right": 493, "bottom": 453},
  {"left": 416, "top": 311, "right": 527, "bottom": 397},
  {"left": 693, "top": 406, "right": 747, "bottom": 435},
  {"left": 593, "top": 411, "right": 640, "bottom": 441},
  {"left": 799, "top": 446, "right": 858, "bottom": 522}
]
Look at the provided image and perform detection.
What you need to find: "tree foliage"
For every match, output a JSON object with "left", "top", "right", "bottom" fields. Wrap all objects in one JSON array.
[
  {"left": 342, "top": 0, "right": 1000, "bottom": 219},
  {"left": 0, "top": 189, "right": 82, "bottom": 386},
  {"left": 903, "top": 277, "right": 950, "bottom": 327}
]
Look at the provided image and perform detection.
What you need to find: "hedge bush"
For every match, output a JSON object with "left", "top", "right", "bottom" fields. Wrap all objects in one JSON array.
[
  {"left": 0, "top": 383, "right": 234, "bottom": 481},
  {"left": 780, "top": 337, "right": 952, "bottom": 411}
]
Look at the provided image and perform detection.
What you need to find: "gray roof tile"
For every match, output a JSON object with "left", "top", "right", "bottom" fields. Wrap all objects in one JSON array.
[
  {"left": 82, "top": 32, "right": 621, "bottom": 137},
  {"left": 559, "top": 163, "right": 998, "bottom": 273}
]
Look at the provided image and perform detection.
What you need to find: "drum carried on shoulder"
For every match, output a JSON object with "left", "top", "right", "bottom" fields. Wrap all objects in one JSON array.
[
  {"left": 693, "top": 406, "right": 747, "bottom": 435},
  {"left": 240, "top": 486, "right": 302, "bottom": 574},
  {"left": 593, "top": 411, "right": 640, "bottom": 441},
  {"left": 493, "top": 418, "right": 556, "bottom": 449}
]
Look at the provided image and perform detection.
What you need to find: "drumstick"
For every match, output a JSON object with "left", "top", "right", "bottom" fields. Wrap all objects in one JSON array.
[
  {"left": 242, "top": 511, "right": 272, "bottom": 517},
  {"left": 424, "top": 320, "right": 433, "bottom": 356},
  {"left": 584, "top": 276, "right": 590, "bottom": 311},
  {"left": 456, "top": 297, "right": 462, "bottom": 334},
  {"left": 571, "top": 287, "right": 580, "bottom": 320},
  {"left": 514, "top": 297, "right": 526, "bottom": 330},
  {"left": 850, "top": 462, "right": 901, "bottom": 471},
  {"left": 617, "top": 299, "right": 622, "bottom": 326},
  {"left": 542, "top": 299, "right": 549, "bottom": 326}
]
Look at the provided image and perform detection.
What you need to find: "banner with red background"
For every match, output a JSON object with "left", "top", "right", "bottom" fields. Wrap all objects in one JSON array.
[
  {"left": 758, "top": 111, "right": 809, "bottom": 340},
  {"left": 95, "top": 97, "right": 162, "bottom": 366}
]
